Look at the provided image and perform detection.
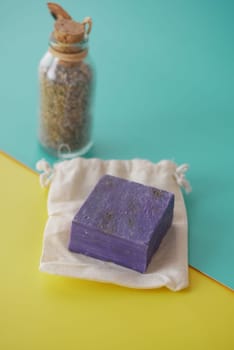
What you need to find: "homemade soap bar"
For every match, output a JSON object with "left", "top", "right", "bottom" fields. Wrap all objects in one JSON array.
[{"left": 69, "top": 175, "right": 174, "bottom": 273}]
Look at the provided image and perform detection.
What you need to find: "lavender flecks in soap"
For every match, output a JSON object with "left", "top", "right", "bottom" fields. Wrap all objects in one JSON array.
[{"left": 69, "top": 175, "right": 174, "bottom": 273}]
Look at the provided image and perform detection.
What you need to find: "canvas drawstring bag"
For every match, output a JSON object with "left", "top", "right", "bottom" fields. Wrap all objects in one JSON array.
[{"left": 36, "top": 157, "right": 191, "bottom": 291}]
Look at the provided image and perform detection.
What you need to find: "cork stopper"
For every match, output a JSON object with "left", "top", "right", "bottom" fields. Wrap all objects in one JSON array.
[
  {"left": 47, "top": 3, "right": 92, "bottom": 45},
  {"left": 54, "top": 19, "right": 85, "bottom": 43}
]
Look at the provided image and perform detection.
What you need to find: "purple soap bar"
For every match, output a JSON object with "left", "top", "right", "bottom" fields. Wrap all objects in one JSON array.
[{"left": 69, "top": 175, "right": 174, "bottom": 273}]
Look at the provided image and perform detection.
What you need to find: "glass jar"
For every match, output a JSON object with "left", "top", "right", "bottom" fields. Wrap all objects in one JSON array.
[{"left": 39, "top": 15, "right": 94, "bottom": 159}]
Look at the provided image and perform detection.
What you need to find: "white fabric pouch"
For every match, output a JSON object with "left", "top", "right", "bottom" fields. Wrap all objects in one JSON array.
[{"left": 36, "top": 157, "right": 191, "bottom": 291}]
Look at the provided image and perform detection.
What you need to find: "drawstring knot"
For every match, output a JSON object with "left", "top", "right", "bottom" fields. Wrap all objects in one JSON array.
[
  {"left": 174, "top": 164, "right": 191, "bottom": 193},
  {"left": 36, "top": 159, "right": 54, "bottom": 188}
]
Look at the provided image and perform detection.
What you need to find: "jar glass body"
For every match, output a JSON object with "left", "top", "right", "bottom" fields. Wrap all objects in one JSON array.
[{"left": 38, "top": 40, "right": 94, "bottom": 158}]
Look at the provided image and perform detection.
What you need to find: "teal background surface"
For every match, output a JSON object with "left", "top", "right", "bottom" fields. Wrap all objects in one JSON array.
[{"left": 0, "top": 0, "right": 233, "bottom": 289}]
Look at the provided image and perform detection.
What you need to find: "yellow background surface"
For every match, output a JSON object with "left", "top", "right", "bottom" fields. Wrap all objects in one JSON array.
[{"left": 0, "top": 151, "right": 233, "bottom": 350}]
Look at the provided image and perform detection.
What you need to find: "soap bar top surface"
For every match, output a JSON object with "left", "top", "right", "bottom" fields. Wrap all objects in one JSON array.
[{"left": 73, "top": 175, "right": 174, "bottom": 244}]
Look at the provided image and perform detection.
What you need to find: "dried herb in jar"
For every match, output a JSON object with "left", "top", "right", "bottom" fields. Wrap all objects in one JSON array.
[{"left": 39, "top": 3, "right": 94, "bottom": 158}]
